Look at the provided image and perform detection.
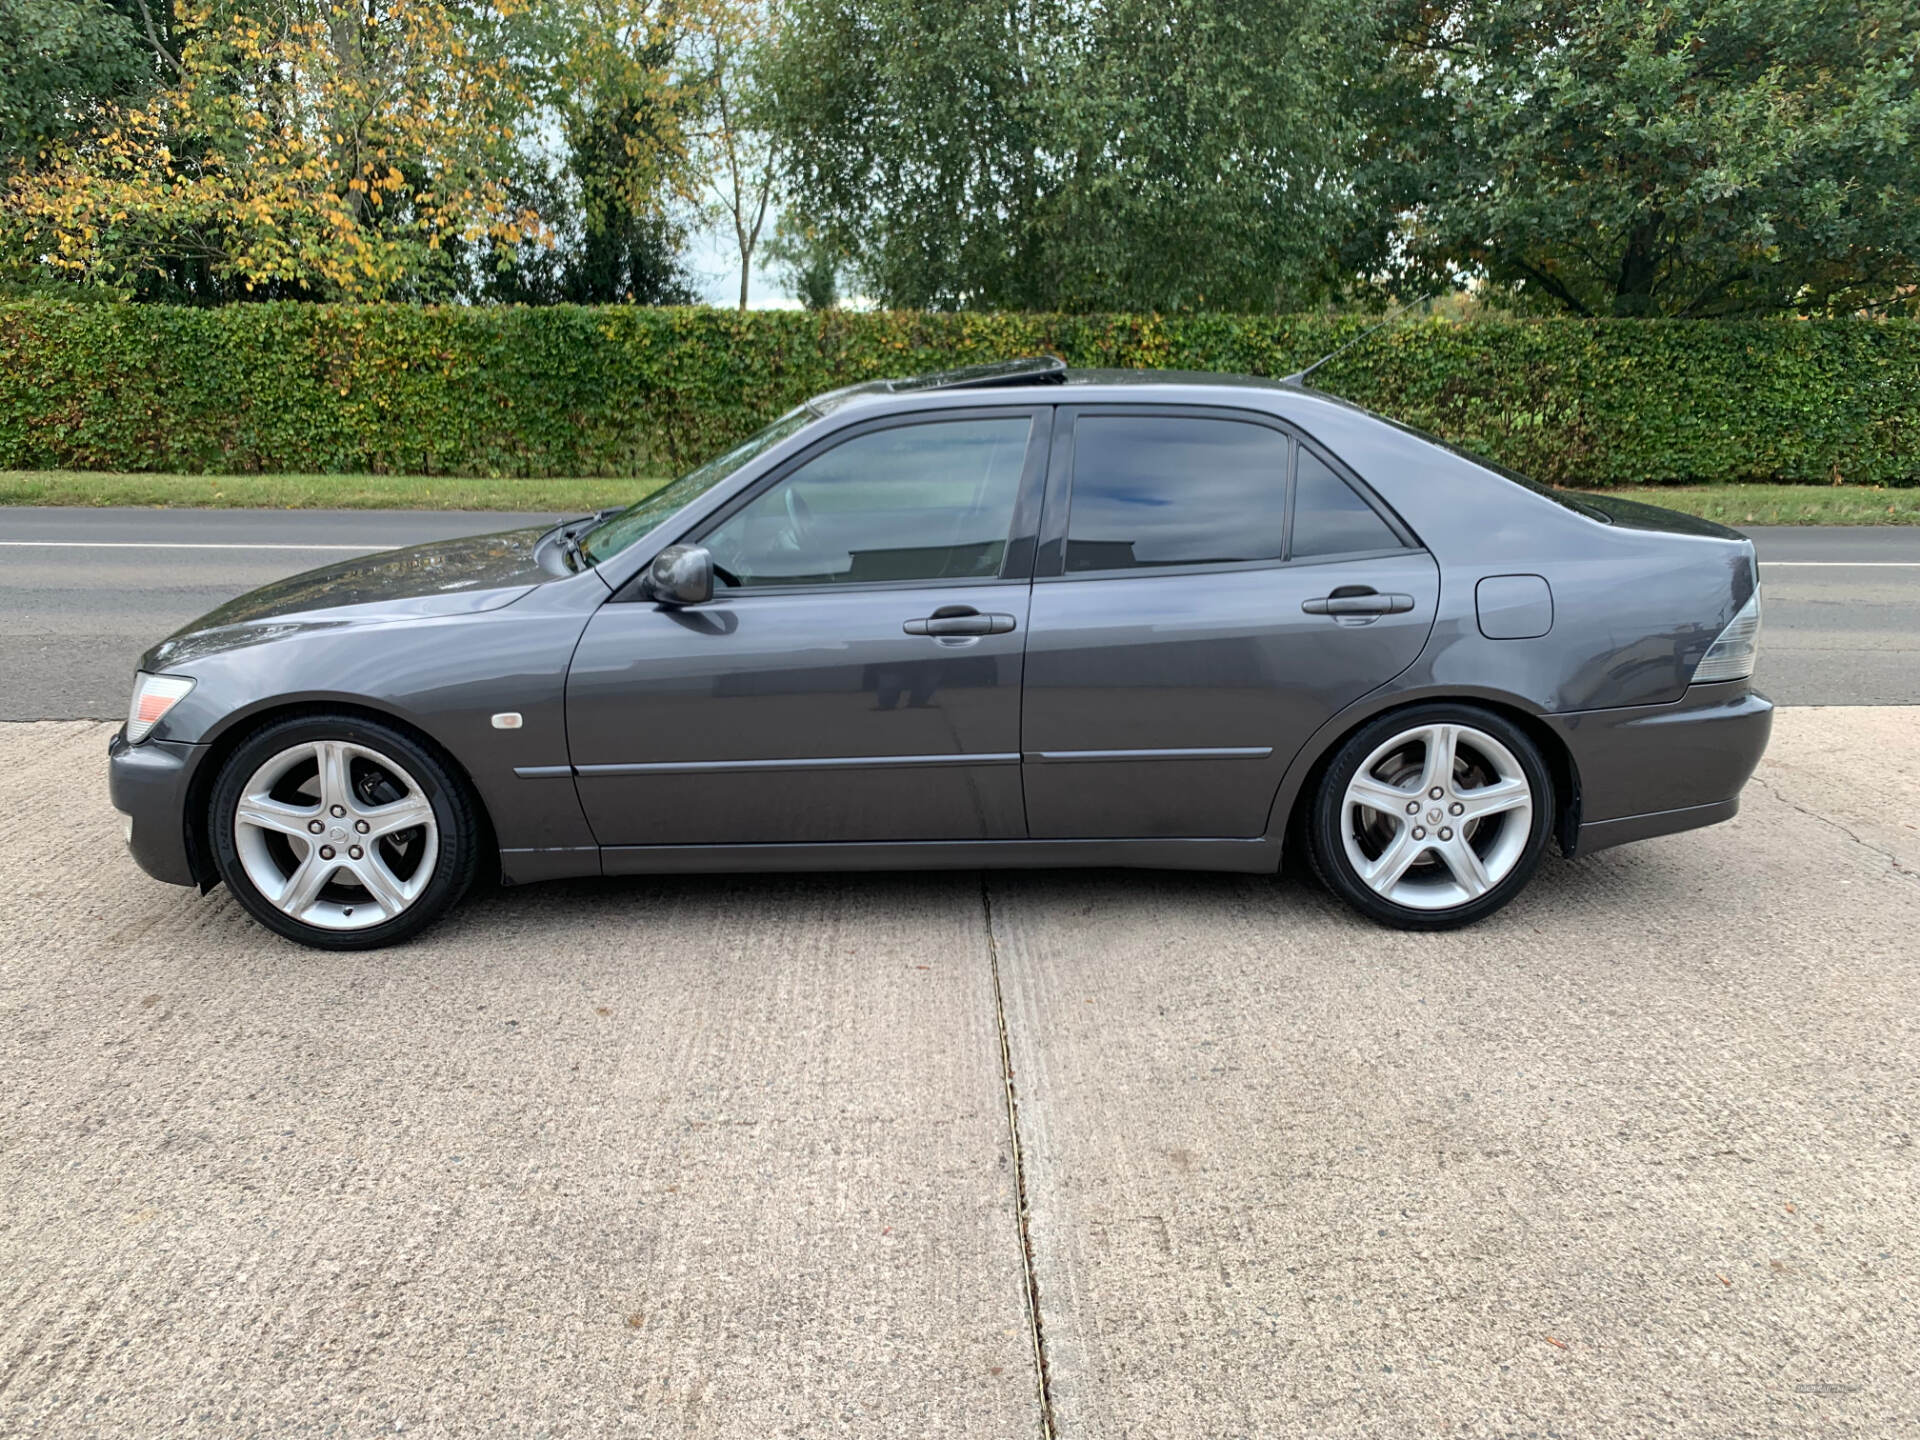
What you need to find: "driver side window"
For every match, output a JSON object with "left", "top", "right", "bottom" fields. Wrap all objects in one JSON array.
[{"left": 701, "top": 417, "right": 1032, "bottom": 587}]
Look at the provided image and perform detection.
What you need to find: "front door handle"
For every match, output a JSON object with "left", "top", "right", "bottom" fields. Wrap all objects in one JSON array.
[
  {"left": 1302, "top": 590, "right": 1414, "bottom": 616},
  {"left": 904, "top": 606, "right": 1016, "bottom": 637}
]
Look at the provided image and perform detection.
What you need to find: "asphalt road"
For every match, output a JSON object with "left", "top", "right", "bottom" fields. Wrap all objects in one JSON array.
[
  {"left": 1, "top": 508, "right": 556, "bottom": 721},
  {"left": 3, "top": 706, "right": 1917, "bottom": 1436},
  {"left": 1, "top": 507, "right": 1915, "bottom": 718}
]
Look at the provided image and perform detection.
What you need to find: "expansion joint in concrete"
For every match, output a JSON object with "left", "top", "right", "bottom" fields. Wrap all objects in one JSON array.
[{"left": 981, "top": 877, "right": 1056, "bottom": 1440}]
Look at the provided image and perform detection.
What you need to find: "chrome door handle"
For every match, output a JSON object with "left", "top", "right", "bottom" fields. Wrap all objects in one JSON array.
[
  {"left": 904, "top": 608, "right": 1016, "bottom": 636},
  {"left": 1302, "top": 592, "right": 1414, "bottom": 616}
]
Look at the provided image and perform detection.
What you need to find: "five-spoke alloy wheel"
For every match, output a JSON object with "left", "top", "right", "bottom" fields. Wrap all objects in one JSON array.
[
  {"left": 1307, "top": 704, "right": 1554, "bottom": 930},
  {"left": 210, "top": 715, "right": 478, "bottom": 950}
]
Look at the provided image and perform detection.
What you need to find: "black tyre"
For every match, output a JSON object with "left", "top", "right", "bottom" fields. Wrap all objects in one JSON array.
[
  {"left": 208, "top": 713, "right": 479, "bottom": 950},
  {"left": 1305, "top": 703, "right": 1555, "bottom": 930}
]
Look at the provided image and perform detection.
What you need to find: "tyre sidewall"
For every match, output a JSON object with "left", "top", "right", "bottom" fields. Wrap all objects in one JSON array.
[
  {"left": 1310, "top": 703, "right": 1555, "bottom": 930},
  {"left": 209, "top": 714, "right": 475, "bottom": 950}
]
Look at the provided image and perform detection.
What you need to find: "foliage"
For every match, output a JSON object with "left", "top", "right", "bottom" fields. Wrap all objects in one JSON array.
[
  {"left": 0, "top": 0, "right": 153, "bottom": 169},
  {"left": 5, "top": 0, "right": 542, "bottom": 301},
  {"left": 761, "top": 0, "right": 1366, "bottom": 311},
  {"left": 7, "top": 0, "right": 1919, "bottom": 315},
  {"left": 764, "top": 223, "right": 840, "bottom": 310},
  {"left": 3, "top": 301, "right": 1915, "bottom": 488},
  {"left": 1373, "top": 0, "right": 1920, "bottom": 317},
  {"left": 534, "top": 0, "right": 707, "bottom": 305}
]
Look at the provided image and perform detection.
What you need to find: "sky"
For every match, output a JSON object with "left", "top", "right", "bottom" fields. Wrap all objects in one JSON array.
[{"left": 682, "top": 223, "right": 798, "bottom": 309}]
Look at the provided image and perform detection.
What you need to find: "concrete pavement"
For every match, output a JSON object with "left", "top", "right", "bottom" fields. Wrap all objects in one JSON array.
[
  {"left": 1, "top": 508, "right": 1917, "bottom": 716},
  {"left": 2, "top": 708, "right": 1918, "bottom": 1436}
]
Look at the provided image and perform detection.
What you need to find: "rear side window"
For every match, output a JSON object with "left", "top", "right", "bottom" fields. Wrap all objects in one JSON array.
[
  {"left": 1065, "top": 416, "right": 1289, "bottom": 572},
  {"left": 1290, "top": 447, "right": 1400, "bottom": 558}
]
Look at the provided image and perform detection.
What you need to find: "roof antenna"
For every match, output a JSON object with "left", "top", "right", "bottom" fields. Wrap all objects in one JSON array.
[{"left": 1283, "top": 292, "right": 1440, "bottom": 387}]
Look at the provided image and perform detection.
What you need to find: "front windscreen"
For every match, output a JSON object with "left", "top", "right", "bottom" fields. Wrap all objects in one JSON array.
[{"left": 580, "top": 408, "right": 817, "bottom": 563}]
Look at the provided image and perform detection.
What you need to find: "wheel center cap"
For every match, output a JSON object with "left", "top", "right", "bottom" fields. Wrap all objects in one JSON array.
[
  {"left": 330, "top": 826, "right": 347, "bottom": 841},
  {"left": 1427, "top": 808, "right": 1443, "bottom": 824}
]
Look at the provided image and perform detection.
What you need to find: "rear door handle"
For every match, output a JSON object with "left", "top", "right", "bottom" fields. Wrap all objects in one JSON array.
[
  {"left": 904, "top": 607, "right": 1016, "bottom": 636},
  {"left": 1302, "top": 591, "right": 1414, "bottom": 616}
]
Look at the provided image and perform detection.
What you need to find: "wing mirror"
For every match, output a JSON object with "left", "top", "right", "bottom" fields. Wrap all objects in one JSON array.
[{"left": 645, "top": 544, "right": 715, "bottom": 606}]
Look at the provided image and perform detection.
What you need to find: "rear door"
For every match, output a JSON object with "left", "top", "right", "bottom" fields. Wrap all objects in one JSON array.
[
  {"left": 1020, "top": 406, "right": 1439, "bottom": 839},
  {"left": 565, "top": 407, "right": 1050, "bottom": 848}
]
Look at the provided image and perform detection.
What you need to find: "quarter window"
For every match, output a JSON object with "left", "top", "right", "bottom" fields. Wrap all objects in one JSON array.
[
  {"left": 1290, "top": 447, "right": 1399, "bottom": 558},
  {"left": 702, "top": 417, "right": 1031, "bottom": 587},
  {"left": 1064, "top": 416, "right": 1290, "bottom": 572}
]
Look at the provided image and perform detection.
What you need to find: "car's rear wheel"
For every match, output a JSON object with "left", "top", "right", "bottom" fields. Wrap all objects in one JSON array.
[
  {"left": 209, "top": 714, "right": 478, "bottom": 950},
  {"left": 1306, "top": 703, "right": 1554, "bottom": 930}
]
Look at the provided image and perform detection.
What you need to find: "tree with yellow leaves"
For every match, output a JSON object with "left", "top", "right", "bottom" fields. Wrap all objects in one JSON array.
[{"left": 7, "top": 0, "right": 545, "bottom": 300}]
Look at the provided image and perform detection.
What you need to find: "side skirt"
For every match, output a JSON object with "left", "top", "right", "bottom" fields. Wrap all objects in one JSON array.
[{"left": 596, "top": 836, "right": 1283, "bottom": 879}]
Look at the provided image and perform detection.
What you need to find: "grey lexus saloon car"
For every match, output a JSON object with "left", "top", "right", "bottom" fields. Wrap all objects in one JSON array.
[{"left": 110, "top": 357, "right": 1771, "bottom": 949}]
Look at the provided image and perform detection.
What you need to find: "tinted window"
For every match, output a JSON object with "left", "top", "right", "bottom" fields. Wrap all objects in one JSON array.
[
  {"left": 1065, "top": 417, "right": 1289, "bottom": 572},
  {"left": 1290, "top": 448, "right": 1399, "bottom": 558},
  {"left": 702, "top": 417, "right": 1030, "bottom": 587},
  {"left": 582, "top": 408, "right": 815, "bottom": 563}
]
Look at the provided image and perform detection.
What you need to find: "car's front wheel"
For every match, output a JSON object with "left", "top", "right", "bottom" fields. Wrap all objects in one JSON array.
[
  {"left": 1306, "top": 703, "right": 1555, "bottom": 930},
  {"left": 208, "top": 714, "right": 479, "bottom": 950}
]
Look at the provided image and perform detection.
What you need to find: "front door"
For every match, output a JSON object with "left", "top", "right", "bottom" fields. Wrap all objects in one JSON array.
[
  {"left": 1020, "top": 407, "right": 1440, "bottom": 839},
  {"left": 566, "top": 409, "right": 1049, "bottom": 848}
]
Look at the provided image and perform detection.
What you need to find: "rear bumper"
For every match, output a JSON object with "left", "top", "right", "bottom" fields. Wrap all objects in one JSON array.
[
  {"left": 1576, "top": 797, "right": 1741, "bottom": 855},
  {"left": 1544, "top": 682, "right": 1773, "bottom": 857},
  {"left": 107, "top": 729, "right": 208, "bottom": 887}
]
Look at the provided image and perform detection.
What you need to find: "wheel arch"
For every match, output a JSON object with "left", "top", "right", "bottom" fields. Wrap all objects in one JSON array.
[
  {"left": 184, "top": 698, "right": 500, "bottom": 890},
  {"left": 1269, "top": 687, "right": 1583, "bottom": 863}
]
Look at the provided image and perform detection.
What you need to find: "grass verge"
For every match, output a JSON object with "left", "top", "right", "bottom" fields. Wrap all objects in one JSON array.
[
  {"left": 0, "top": 470, "right": 658, "bottom": 512},
  {"left": 1588, "top": 484, "right": 1920, "bottom": 527},
  {"left": 2, "top": 469, "right": 1915, "bottom": 525}
]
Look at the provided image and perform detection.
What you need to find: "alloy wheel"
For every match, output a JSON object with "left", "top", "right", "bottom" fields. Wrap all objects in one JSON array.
[
  {"left": 1339, "top": 722, "right": 1534, "bottom": 911},
  {"left": 231, "top": 739, "right": 440, "bottom": 931}
]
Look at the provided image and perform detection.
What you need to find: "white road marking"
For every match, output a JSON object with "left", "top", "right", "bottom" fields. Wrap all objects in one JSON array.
[
  {"left": 0, "top": 540, "right": 376, "bottom": 551},
  {"left": 1759, "top": 561, "right": 1920, "bottom": 568}
]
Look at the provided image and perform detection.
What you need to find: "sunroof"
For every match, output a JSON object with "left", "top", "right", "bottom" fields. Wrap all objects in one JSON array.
[
  {"left": 806, "top": 356, "right": 1068, "bottom": 415},
  {"left": 884, "top": 356, "right": 1067, "bottom": 392}
]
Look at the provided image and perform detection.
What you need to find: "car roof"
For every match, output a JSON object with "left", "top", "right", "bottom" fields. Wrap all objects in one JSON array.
[{"left": 807, "top": 359, "right": 1313, "bottom": 419}]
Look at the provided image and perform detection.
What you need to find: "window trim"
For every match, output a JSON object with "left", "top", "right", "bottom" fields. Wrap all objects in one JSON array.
[
  {"left": 1034, "top": 404, "right": 1416, "bottom": 581},
  {"left": 672, "top": 405, "right": 1054, "bottom": 598}
]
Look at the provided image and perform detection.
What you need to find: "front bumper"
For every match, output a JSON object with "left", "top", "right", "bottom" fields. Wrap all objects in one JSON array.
[
  {"left": 1544, "top": 682, "right": 1773, "bottom": 857},
  {"left": 107, "top": 729, "right": 209, "bottom": 887}
]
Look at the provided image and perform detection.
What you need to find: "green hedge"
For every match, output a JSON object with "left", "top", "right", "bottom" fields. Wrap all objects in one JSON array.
[{"left": 2, "top": 302, "right": 1915, "bottom": 486}]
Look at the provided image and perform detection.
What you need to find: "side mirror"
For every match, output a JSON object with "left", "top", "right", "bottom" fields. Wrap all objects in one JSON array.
[{"left": 645, "top": 544, "right": 715, "bottom": 606}]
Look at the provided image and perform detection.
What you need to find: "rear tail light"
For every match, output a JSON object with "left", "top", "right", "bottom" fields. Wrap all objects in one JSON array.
[
  {"left": 126, "top": 672, "right": 195, "bottom": 742},
  {"left": 1691, "top": 591, "right": 1760, "bottom": 684}
]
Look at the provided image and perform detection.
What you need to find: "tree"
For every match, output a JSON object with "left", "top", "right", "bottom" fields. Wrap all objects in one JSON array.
[
  {"left": 0, "top": 0, "right": 153, "bottom": 169},
  {"left": 540, "top": 0, "right": 707, "bottom": 304},
  {"left": 1376, "top": 0, "right": 1920, "bottom": 316},
  {"left": 691, "top": 0, "right": 778, "bottom": 309},
  {"left": 761, "top": 0, "right": 1367, "bottom": 312},
  {"left": 765, "top": 218, "right": 839, "bottom": 308},
  {"left": 7, "top": 0, "right": 543, "bottom": 300}
]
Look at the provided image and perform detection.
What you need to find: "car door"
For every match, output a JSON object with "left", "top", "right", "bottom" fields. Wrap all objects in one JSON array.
[
  {"left": 566, "top": 407, "right": 1050, "bottom": 849},
  {"left": 1020, "top": 406, "right": 1440, "bottom": 839}
]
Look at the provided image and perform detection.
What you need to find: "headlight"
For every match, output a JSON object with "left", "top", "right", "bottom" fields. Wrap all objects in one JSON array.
[
  {"left": 1691, "top": 590, "right": 1760, "bottom": 684},
  {"left": 126, "top": 672, "right": 196, "bottom": 743}
]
